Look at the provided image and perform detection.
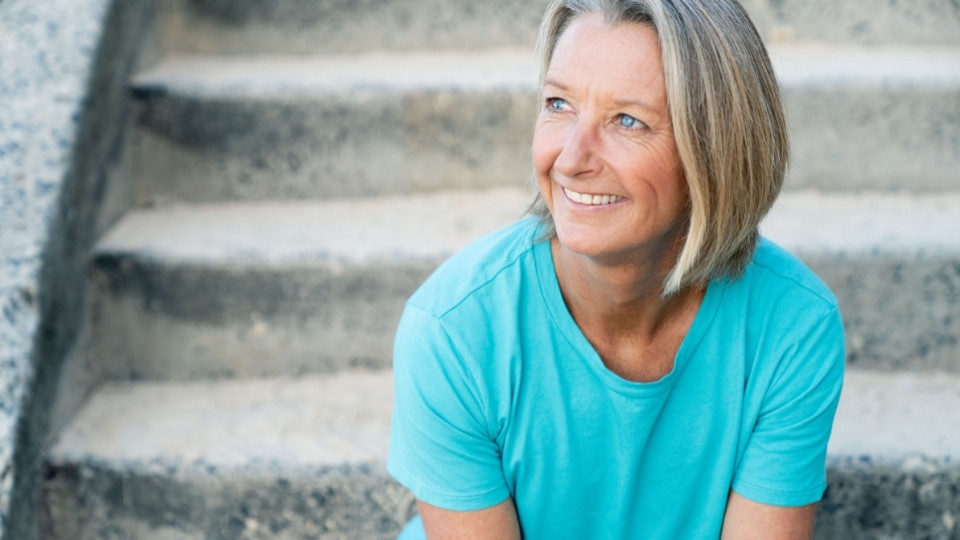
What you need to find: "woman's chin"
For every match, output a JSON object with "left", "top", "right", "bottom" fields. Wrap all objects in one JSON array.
[{"left": 554, "top": 225, "right": 622, "bottom": 259}]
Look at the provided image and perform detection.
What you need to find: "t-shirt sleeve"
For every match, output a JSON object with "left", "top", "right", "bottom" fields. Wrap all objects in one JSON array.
[
  {"left": 731, "top": 305, "right": 845, "bottom": 507},
  {"left": 387, "top": 304, "right": 511, "bottom": 511}
]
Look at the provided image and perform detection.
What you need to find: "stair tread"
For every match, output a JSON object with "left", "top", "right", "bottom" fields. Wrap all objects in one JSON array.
[
  {"left": 830, "top": 370, "right": 960, "bottom": 460},
  {"left": 763, "top": 191, "right": 960, "bottom": 254},
  {"left": 156, "top": 0, "right": 960, "bottom": 60},
  {"left": 48, "top": 369, "right": 960, "bottom": 469},
  {"left": 48, "top": 370, "right": 394, "bottom": 468},
  {"left": 132, "top": 45, "right": 960, "bottom": 98},
  {"left": 96, "top": 189, "right": 960, "bottom": 266},
  {"left": 131, "top": 49, "right": 537, "bottom": 97},
  {"left": 91, "top": 189, "right": 960, "bottom": 374},
  {"left": 96, "top": 187, "right": 532, "bottom": 265},
  {"left": 128, "top": 48, "right": 960, "bottom": 198}
]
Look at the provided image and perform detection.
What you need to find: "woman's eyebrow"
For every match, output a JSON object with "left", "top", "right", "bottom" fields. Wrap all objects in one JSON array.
[
  {"left": 611, "top": 96, "right": 660, "bottom": 114},
  {"left": 543, "top": 78, "right": 570, "bottom": 92},
  {"left": 544, "top": 77, "right": 660, "bottom": 114}
]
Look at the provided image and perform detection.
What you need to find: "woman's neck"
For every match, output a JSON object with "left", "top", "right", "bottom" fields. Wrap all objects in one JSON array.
[
  {"left": 551, "top": 237, "right": 705, "bottom": 381},
  {"left": 551, "top": 238, "right": 685, "bottom": 332}
]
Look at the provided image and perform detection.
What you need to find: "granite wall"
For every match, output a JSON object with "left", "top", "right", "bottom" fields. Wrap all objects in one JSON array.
[{"left": 0, "top": 0, "right": 151, "bottom": 537}]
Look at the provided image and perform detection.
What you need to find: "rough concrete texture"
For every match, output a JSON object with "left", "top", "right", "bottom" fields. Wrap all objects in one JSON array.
[
  {"left": 0, "top": 0, "right": 125, "bottom": 535},
  {"left": 816, "top": 456, "right": 960, "bottom": 540},
  {"left": 87, "top": 188, "right": 960, "bottom": 381},
  {"left": 129, "top": 51, "right": 536, "bottom": 204},
  {"left": 40, "top": 462, "right": 415, "bottom": 540},
  {"left": 156, "top": 0, "right": 960, "bottom": 56},
  {"left": 89, "top": 188, "right": 530, "bottom": 379},
  {"left": 42, "top": 371, "right": 415, "bottom": 539},
  {"left": 774, "top": 45, "right": 960, "bottom": 192},
  {"left": 40, "top": 369, "right": 960, "bottom": 539},
  {"left": 807, "top": 370, "right": 960, "bottom": 538},
  {"left": 821, "top": 372, "right": 960, "bottom": 538},
  {"left": 158, "top": 0, "right": 550, "bottom": 55},
  {"left": 49, "top": 371, "right": 395, "bottom": 466},
  {"left": 741, "top": 0, "right": 960, "bottom": 46},
  {"left": 763, "top": 192, "right": 960, "bottom": 372},
  {"left": 829, "top": 371, "right": 960, "bottom": 461},
  {"left": 129, "top": 46, "right": 960, "bottom": 204}
]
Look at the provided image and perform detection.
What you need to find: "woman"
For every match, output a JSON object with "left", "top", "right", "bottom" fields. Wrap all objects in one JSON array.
[{"left": 388, "top": 0, "right": 845, "bottom": 538}]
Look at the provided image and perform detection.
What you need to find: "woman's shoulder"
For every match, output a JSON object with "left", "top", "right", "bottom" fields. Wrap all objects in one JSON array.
[
  {"left": 711, "top": 237, "right": 841, "bottom": 338},
  {"left": 745, "top": 237, "right": 839, "bottom": 311},
  {"left": 406, "top": 217, "right": 544, "bottom": 318}
]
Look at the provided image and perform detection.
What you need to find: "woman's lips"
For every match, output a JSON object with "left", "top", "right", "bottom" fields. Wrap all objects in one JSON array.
[{"left": 563, "top": 187, "right": 624, "bottom": 206}]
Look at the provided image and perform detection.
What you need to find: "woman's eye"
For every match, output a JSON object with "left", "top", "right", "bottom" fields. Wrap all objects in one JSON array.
[
  {"left": 618, "top": 114, "right": 642, "bottom": 129},
  {"left": 546, "top": 98, "right": 567, "bottom": 112}
]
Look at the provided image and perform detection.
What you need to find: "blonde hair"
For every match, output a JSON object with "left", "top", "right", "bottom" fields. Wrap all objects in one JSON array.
[{"left": 531, "top": 0, "right": 788, "bottom": 295}]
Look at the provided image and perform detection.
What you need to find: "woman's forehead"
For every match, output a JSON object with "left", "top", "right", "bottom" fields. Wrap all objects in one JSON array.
[{"left": 546, "top": 14, "right": 666, "bottom": 105}]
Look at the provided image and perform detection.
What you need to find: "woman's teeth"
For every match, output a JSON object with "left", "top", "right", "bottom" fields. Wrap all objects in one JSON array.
[{"left": 563, "top": 188, "right": 623, "bottom": 206}]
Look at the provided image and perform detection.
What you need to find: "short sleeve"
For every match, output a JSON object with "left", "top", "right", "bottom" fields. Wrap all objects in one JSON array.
[
  {"left": 387, "top": 304, "right": 511, "bottom": 511},
  {"left": 732, "top": 305, "right": 845, "bottom": 506}
]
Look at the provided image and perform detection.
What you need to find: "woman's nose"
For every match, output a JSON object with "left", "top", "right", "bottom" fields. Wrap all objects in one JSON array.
[{"left": 553, "top": 119, "right": 602, "bottom": 178}]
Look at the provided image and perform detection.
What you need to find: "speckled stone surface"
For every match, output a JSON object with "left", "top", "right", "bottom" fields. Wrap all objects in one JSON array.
[
  {"left": 127, "top": 45, "right": 960, "bottom": 205},
  {"left": 154, "top": 0, "right": 960, "bottom": 56},
  {"left": 0, "top": 0, "right": 113, "bottom": 536},
  {"left": 39, "top": 370, "right": 960, "bottom": 538},
  {"left": 42, "top": 372, "right": 416, "bottom": 539}
]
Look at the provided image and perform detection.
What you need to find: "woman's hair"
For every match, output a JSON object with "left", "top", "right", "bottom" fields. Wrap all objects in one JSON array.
[{"left": 531, "top": 0, "right": 788, "bottom": 295}]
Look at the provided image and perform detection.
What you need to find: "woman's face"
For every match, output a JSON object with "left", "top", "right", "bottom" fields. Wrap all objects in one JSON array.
[{"left": 533, "top": 14, "right": 688, "bottom": 266}]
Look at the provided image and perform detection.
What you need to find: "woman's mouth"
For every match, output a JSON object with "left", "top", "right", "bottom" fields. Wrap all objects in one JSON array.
[{"left": 563, "top": 187, "right": 624, "bottom": 206}]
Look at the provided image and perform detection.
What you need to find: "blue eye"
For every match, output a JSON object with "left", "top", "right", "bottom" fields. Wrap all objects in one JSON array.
[
  {"left": 619, "top": 114, "right": 641, "bottom": 129},
  {"left": 547, "top": 98, "right": 567, "bottom": 111}
]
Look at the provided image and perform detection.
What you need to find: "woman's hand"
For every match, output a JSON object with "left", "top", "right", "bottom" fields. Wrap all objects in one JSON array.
[
  {"left": 721, "top": 490, "right": 816, "bottom": 539},
  {"left": 418, "top": 497, "right": 522, "bottom": 540}
]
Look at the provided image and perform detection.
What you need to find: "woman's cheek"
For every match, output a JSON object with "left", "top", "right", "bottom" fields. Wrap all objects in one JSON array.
[{"left": 532, "top": 124, "right": 564, "bottom": 177}]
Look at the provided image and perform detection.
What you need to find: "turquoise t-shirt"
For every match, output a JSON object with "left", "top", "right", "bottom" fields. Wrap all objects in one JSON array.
[{"left": 387, "top": 218, "right": 844, "bottom": 539}]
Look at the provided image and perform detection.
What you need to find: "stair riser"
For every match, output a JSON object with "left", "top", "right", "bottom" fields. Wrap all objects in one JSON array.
[
  {"left": 90, "top": 259, "right": 433, "bottom": 379},
  {"left": 158, "top": 0, "right": 548, "bottom": 56},
  {"left": 787, "top": 86, "right": 960, "bottom": 192},
  {"left": 39, "top": 457, "right": 959, "bottom": 540},
  {"left": 131, "top": 82, "right": 960, "bottom": 204},
  {"left": 742, "top": 0, "right": 960, "bottom": 46},
  {"left": 90, "top": 248, "right": 960, "bottom": 380},
  {"left": 130, "top": 90, "right": 535, "bottom": 204},
  {"left": 803, "top": 254, "right": 960, "bottom": 372},
  {"left": 41, "top": 462, "right": 416, "bottom": 540},
  {"left": 814, "top": 458, "right": 960, "bottom": 540},
  {"left": 158, "top": 0, "right": 960, "bottom": 56}
]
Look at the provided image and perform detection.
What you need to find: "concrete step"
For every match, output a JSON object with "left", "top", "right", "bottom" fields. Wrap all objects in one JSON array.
[
  {"left": 762, "top": 191, "right": 960, "bottom": 372},
  {"left": 818, "top": 370, "right": 960, "bottom": 539},
  {"left": 128, "top": 46, "right": 960, "bottom": 204},
  {"left": 88, "top": 188, "right": 530, "bottom": 380},
  {"left": 156, "top": 0, "right": 960, "bottom": 56},
  {"left": 41, "top": 369, "right": 960, "bottom": 539},
  {"left": 741, "top": 0, "right": 960, "bottom": 47},
  {"left": 128, "top": 50, "right": 535, "bottom": 204},
  {"left": 156, "top": 0, "right": 549, "bottom": 56},
  {"left": 41, "top": 370, "right": 415, "bottom": 539},
  {"left": 89, "top": 188, "right": 960, "bottom": 380}
]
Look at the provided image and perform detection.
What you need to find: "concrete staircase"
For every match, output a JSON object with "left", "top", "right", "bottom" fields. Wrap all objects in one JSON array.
[{"left": 40, "top": 0, "right": 960, "bottom": 538}]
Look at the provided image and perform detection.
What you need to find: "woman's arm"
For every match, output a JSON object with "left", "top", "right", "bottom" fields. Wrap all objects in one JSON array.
[
  {"left": 418, "top": 497, "right": 522, "bottom": 540},
  {"left": 720, "top": 490, "right": 816, "bottom": 539}
]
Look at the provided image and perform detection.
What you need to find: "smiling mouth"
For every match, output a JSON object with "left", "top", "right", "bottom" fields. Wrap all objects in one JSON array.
[{"left": 563, "top": 187, "right": 624, "bottom": 206}]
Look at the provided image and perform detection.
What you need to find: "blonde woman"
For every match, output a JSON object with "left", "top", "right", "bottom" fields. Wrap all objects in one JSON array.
[{"left": 388, "top": 0, "right": 845, "bottom": 538}]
